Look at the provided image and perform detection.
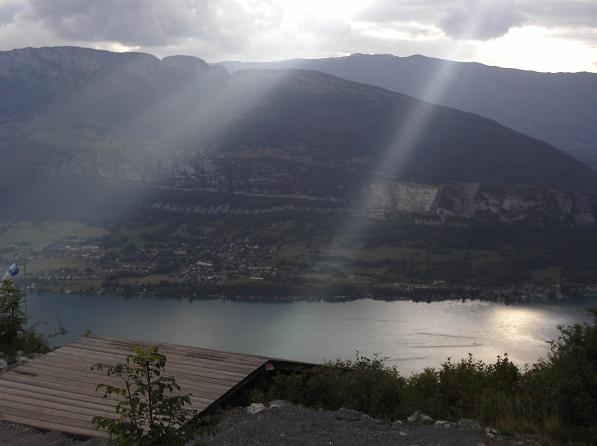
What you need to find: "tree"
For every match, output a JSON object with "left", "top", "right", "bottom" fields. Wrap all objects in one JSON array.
[
  {"left": 0, "top": 280, "right": 55, "bottom": 359},
  {"left": 0, "top": 280, "right": 27, "bottom": 357},
  {"left": 92, "top": 345, "right": 207, "bottom": 445}
]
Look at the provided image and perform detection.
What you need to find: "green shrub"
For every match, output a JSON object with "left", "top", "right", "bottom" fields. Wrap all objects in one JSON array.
[
  {"left": 256, "top": 310, "right": 597, "bottom": 443},
  {"left": 531, "top": 309, "right": 597, "bottom": 442},
  {"left": 258, "top": 354, "right": 407, "bottom": 419},
  {"left": 92, "top": 345, "right": 208, "bottom": 446},
  {"left": 403, "top": 368, "right": 440, "bottom": 417},
  {"left": 0, "top": 280, "right": 60, "bottom": 360}
]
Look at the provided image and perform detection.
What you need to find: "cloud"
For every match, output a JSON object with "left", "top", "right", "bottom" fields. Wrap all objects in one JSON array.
[
  {"left": 22, "top": 0, "right": 282, "bottom": 49},
  {"left": 359, "top": 0, "right": 597, "bottom": 40},
  {"left": 0, "top": 0, "right": 595, "bottom": 72},
  {"left": 440, "top": 0, "right": 527, "bottom": 40},
  {"left": 360, "top": 0, "right": 527, "bottom": 40},
  {"left": 0, "top": 0, "right": 25, "bottom": 26},
  {"left": 519, "top": 0, "right": 597, "bottom": 29}
]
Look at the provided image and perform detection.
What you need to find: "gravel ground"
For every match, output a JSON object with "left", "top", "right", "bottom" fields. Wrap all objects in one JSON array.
[
  {"left": 0, "top": 402, "right": 542, "bottom": 446},
  {"left": 0, "top": 422, "right": 105, "bottom": 446},
  {"left": 199, "top": 402, "right": 542, "bottom": 446}
]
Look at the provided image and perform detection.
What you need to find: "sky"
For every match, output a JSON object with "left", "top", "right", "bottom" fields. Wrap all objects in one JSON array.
[{"left": 0, "top": 0, "right": 596, "bottom": 73}]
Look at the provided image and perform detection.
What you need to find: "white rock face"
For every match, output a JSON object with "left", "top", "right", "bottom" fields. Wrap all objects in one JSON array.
[
  {"left": 367, "top": 181, "right": 595, "bottom": 226},
  {"left": 368, "top": 181, "right": 440, "bottom": 214}
]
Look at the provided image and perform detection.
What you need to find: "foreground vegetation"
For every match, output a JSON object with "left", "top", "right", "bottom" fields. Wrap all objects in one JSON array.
[
  {"left": 253, "top": 310, "right": 597, "bottom": 444},
  {"left": 93, "top": 345, "right": 209, "bottom": 446},
  {"left": 0, "top": 280, "right": 64, "bottom": 361}
]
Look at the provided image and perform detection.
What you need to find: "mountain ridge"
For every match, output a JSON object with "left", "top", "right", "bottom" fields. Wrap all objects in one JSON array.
[
  {"left": 1, "top": 46, "right": 596, "bottom": 227},
  {"left": 220, "top": 52, "right": 597, "bottom": 169}
]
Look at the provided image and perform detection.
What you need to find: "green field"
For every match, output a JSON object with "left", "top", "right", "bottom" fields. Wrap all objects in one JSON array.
[{"left": 0, "top": 221, "right": 108, "bottom": 252}]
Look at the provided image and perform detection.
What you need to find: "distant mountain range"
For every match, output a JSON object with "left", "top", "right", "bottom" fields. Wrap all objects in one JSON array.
[
  {"left": 221, "top": 53, "right": 597, "bottom": 170},
  {"left": 1, "top": 46, "right": 596, "bottom": 227}
]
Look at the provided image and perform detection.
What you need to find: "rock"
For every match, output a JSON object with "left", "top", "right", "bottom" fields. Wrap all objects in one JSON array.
[
  {"left": 334, "top": 407, "right": 364, "bottom": 421},
  {"left": 0, "top": 358, "right": 7, "bottom": 372},
  {"left": 268, "top": 399, "right": 291, "bottom": 409},
  {"left": 15, "top": 356, "right": 31, "bottom": 365},
  {"left": 435, "top": 420, "right": 454, "bottom": 428},
  {"left": 407, "top": 410, "right": 434, "bottom": 424},
  {"left": 246, "top": 403, "right": 267, "bottom": 415},
  {"left": 27, "top": 353, "right": 44, "bottom": 360},
  {"left": 458, "top": 418, "right": 482, "bottom": 432}
]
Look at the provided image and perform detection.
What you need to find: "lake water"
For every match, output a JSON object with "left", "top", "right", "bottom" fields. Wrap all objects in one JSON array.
[{"left": 27, "top": 293, "right": 597, "bottom": 375}]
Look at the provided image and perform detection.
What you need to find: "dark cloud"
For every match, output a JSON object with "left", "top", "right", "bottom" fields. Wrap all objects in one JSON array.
[
  {"left": 0, "top": 0, "right": 595, "bottom": 72},
  {"left": 23, "top": 0, "right": 281, "bottom": 48},
  {"left": 360, "top": 0, "right": 527, "bottom": 40},
  {"left": 360, "top": 0, "right": 597, "bottom": 41},
  {"left": 440, "top": 0, "right": 527, "bottom": 40},
  {"left": 519, "top": 0, "right": 597, "bottom": 29}
]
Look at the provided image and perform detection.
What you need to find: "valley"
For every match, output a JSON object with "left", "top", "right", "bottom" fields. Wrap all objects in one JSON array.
[
  {"left": 2, "top": 47, "right": 597, "bottom": 302},
  {"left": 3, "top": 215, "right": 596, "bottom": 302}
]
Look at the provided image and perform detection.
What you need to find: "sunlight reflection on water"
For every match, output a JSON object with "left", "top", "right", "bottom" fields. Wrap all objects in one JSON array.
[{"left": 27, "top": 293, "right": 597, "bottom": 375}]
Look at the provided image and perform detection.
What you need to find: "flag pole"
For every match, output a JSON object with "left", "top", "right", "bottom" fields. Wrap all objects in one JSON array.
[{"left": 23, "top": 259, "right": 27, "bottom": 316}]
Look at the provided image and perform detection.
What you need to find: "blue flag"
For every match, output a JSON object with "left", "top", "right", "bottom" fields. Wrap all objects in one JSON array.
[
  {"left": 3, "top": 262, "right": 20, "bottom": 280},
  {"left": 7, "top": 263, "right": 19, "bottom": 277}
]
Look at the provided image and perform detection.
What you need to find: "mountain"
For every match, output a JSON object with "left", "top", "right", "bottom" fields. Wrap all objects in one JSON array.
[
  {"left": 221, "top": 53, "right": 597, "bottom": 169},
  {"left": 1, "top": 46, "right": 596, "bottom": 227}
]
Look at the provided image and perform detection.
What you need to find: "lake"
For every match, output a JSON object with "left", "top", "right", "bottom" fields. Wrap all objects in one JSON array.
[{"left": 27, "top": 293, "right": 597, "bottom": 375}]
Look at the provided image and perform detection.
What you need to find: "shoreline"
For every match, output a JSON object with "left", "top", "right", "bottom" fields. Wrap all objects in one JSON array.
[{"left": 26, "top": 281, "right": 597, "bottom": 305}]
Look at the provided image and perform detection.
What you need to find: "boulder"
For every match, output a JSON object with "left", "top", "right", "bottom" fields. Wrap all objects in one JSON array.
[
  {"left": 407, "top": 410, "right": 434, "bottom": 424},
  {"left": 0, "top": 358, "right": 7, "bottom": 372},
  {"left": 268, "top": 399, "right": 291, "bottom": 409},
  {"left": 246, "top": 403, "right": 267, "bottom": 415}
]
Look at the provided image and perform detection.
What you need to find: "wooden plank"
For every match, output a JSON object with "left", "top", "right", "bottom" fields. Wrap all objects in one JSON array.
[
  {"left": 0, "top": 392, "right": 116, "bottom": 419},
  {"left": 48, "top": 346, "right": 261, "bottom": 379},
  {"left": 0, "top": 335, "right": 300, "bottom": 439},
  {"left": 18, "top": 361, "right": 234, "bottom": 396},
  {"left": 66, "top": 340, "right": 265, "bottom": 373},
  {"left": 0, "top": 385, "right": 117, "bottom": 412},
  {"left": 0, "top": 379, "right": 118, "bottom": 408},
  {"left": 0, "top": 373, "right": 214, "bottom": 408},
  {"left": 82, "top": 336, "right": 266, "bottom": 366},
  {"left": 0, "top": 401, "right": 99, "bottom": 426},
  {"left": 46, "top": 348, "right": 256, "bottom": 381}
]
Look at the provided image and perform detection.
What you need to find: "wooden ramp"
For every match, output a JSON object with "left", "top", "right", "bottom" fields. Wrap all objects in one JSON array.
[{"left": 0, "top": 335, "right": 273, "bottom": 438}]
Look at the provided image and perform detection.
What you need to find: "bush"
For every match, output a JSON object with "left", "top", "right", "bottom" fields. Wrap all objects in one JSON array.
[
  {"left": 258, "top": 354, "right": 407, "bottom": 420},
  {"left": 0, "top": 280, "right": 61, "bottom": 360},
  {"left": 530, "top": 309, "right": 597, "bottom": 442},
  {"left": 255, "top": 310, "right": 597, "bottom": 443},
  {"left": 92, "top": 345, "right": 208, "bottom": 446}
]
